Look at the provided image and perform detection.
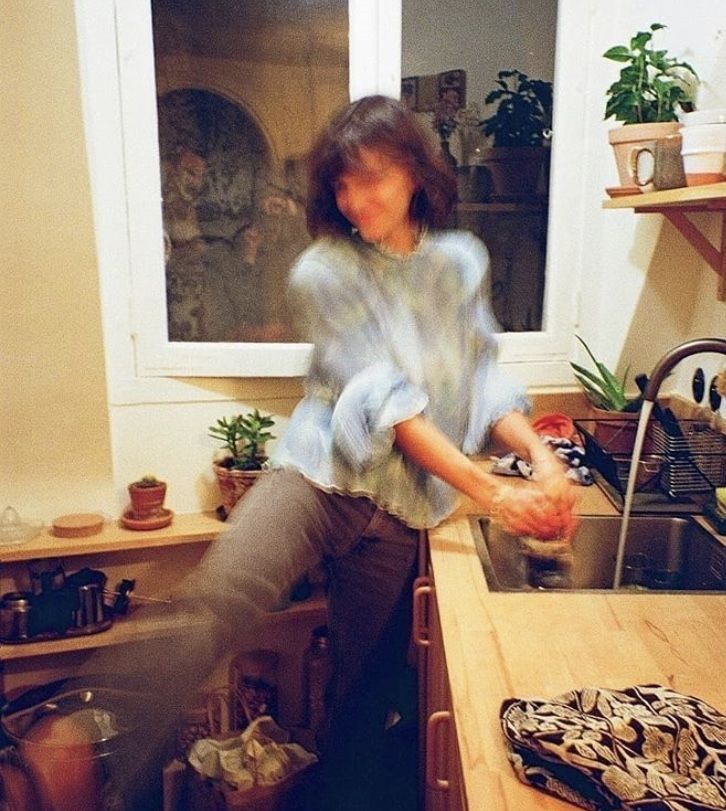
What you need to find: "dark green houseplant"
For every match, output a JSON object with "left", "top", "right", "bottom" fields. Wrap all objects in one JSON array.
[
  {"left": 478, "top": 69, "right": 553, "bottom": 196},
  {"left": 480, "top": 69, "right": 553, "bottom": 147}
]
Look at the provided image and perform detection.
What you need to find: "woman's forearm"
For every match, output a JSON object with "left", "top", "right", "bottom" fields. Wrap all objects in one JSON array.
[
  {"left": 489, "top": 410, "right": 549, "bottom": 464},
  {"left": 394, "top": 412, "right": 577, "bottom": 539},
  {"left": 393, "top": 414, "right": 502, "bottom": 509}
]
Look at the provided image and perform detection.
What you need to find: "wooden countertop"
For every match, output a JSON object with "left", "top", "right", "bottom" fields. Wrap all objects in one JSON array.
[{"left": 427, "top": 482, "right": 726, "bottom": 810}]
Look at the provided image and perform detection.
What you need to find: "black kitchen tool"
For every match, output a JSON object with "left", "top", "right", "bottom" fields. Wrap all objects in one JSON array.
[{"left": 635, "top": 373, "right": 683, "bottom": 437}]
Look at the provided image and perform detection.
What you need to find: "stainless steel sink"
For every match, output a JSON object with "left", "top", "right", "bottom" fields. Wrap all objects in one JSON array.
[{"left": 470, "top": 515, "right": 726, "bottom": 592}]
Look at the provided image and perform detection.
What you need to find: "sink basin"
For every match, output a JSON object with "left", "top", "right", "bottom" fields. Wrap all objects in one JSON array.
[{"left": 470, "top": 515, "right": 726, "bottom": 592}]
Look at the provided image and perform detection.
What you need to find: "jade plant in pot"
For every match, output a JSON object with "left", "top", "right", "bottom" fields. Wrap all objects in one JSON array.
[
  {"left": 128, "top": 475, "right": 167, "bottom": 519},
  {"left": 478, "top": 69, "right": 553, "bottom": 197},
  {"left": 604, "top": 23, "right": 698, "bottom": 190},
  {"left": 208, "top": 409, "right": 276, "bottom": 518}
]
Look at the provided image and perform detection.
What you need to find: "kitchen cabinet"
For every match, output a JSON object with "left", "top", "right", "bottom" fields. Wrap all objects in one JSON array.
[
  {"left": 413, "top": 572, "right": 467, "bottom": 811},
  {"left": 603, "top": 181, "right": 726, "bottom": 299}
]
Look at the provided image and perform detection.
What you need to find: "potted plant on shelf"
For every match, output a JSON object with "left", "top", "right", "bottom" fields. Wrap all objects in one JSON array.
[
  {"left": 209, "top": 409, "right": 276, "bottom": 518},
  {"left": 128, "top": 475, "right": 167, "bottom": 518},
  {"left": 478, "top": 69, "right": 553, "bottom": 197},
  {"left": 603, "top": 22, "right": 698, "bottom": 191}
]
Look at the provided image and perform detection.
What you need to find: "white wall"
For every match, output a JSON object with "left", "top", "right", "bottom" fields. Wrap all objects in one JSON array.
[
  {"left": 574, "top": 0, "right": 725, "bottom": 396},
  {"left": 402, "top": 0, "right": 558, "bottom": 107}
]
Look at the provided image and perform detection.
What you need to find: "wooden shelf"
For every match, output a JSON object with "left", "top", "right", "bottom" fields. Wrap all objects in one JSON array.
[
  {"left": 603, "top": 182, "right": 726, "bottom": 299},
  {"left": 0, "top": 512, "right": 328, "bottom": 663},
  {"left": 0, "top": 511, "right": 223, "bottom": 563},
  {"left": 0, "top": 591, "right": 328, "bottom": 662}
]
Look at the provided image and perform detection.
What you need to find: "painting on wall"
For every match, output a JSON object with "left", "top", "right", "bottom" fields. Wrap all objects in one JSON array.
[
  {"left": 158, "top": 90, "right": 310, "bottom": 343},
  {"left": 401, "top": 68, "right": 466, "bottom": 113}
]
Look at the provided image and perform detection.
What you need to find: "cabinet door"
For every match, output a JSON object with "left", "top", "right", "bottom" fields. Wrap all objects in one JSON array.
[{"left": 413, "top": 573, "right": 466, "bottom": 811}]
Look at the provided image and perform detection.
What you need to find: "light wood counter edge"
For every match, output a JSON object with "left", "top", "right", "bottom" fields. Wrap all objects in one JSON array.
[{"left": 427, "top": 483, "right": 726, "bottom": 810}]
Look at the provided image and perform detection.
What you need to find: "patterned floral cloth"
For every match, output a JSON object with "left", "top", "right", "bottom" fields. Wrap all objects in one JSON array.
[
  {"left": 272, "top": 230, "right": 529, "bottom": 529},
  {"left": 500, "top": 684, "right": 726, "bottom": 810}
]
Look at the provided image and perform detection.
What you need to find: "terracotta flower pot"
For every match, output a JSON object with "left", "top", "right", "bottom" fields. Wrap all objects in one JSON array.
[
  {"left": 589, "top": 407, "right": 653, "bottom": 455},
  {"left": 213, "top": 463, "right": 263, "bottom": 518},
  {"left": 607, "top": 121, "right": 681, "bottom": 190},
  {"left": 127, "top": 481, "right": 166, "bottom": 518}
]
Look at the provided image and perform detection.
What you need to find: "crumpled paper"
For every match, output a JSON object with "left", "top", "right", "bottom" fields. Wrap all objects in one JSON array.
[{"left": 188, "top": 715, "right": 317, "bottom": 792}]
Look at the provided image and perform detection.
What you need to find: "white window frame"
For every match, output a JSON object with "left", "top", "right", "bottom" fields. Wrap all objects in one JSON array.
[{"left": 75, "top": 0, "right": 585, "bottom": 390}]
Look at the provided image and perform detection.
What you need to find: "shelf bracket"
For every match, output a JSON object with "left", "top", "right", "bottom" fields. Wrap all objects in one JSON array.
[{"left": 661, "top": 210, "right": 726, "bottom": 300}]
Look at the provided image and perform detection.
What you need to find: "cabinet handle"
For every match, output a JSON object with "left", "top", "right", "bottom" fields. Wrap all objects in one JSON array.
[
  {"left": 425, "top": 709, "right": 451, "bottom": 791},
  {"left": 412, "top": 576, "right": 432, "bottom": 648}
]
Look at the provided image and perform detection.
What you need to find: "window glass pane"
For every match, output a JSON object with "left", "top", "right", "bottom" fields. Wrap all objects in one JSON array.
[
  {"left": 151, "top": 0, "right": 349, "bottom": 343},
  {"left": 402, "top": 0, "right": 557, "bottom": 332}
]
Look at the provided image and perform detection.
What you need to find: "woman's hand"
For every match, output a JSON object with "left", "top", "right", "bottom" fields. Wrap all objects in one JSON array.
[
  {"left": 490, "top": 412, "right": 579, "bottom": 540},
  {"left": 530, "top": 449, "right": 579, "bottom": 540},
  {"left": 489, "top": 483, "right": 576, "bottom": 540}
]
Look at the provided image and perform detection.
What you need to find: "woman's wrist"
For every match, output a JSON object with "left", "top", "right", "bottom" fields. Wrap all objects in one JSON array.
[{"left": 488, "top": 484, "right": 514, "bottom": 521}]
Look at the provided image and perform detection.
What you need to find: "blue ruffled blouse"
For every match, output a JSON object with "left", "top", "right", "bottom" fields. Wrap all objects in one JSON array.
[{"left": 271, "top": 230, "right": 530, "bottom": 529}]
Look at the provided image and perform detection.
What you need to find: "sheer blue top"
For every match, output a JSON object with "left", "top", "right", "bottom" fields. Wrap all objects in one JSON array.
[{"left": 271, "top": 230, "right": 530, "bottom": 528}]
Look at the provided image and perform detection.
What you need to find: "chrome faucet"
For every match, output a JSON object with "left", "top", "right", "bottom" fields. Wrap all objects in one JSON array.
[{"left": 642, "top": 338, "right": 726, "bottom": 402}]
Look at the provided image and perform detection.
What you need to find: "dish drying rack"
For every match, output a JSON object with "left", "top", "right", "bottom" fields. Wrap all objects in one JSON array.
[{"left": 575, "top": 418, "right": 726, "bottom": 514}]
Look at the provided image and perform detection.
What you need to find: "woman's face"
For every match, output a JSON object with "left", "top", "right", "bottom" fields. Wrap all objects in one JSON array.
[{"left": 334, "top": 147, "right": 418, "bottom": 254}]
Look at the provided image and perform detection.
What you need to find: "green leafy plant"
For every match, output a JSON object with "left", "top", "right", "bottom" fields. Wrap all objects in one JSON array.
[
  {"left": 570, "top": 335, "right": 641, "bottom": 412},
  {"left": 208, "top": 409, "right": 276, "bottom": 471},
  {"left": 603, "top": 23, "right": 698, "bottom": 124},
  {"left": 479, "top": 69, "right": 553, "bottom": 147}
]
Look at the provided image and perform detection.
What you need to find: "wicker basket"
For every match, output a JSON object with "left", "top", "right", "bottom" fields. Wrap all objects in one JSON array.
[{"left": 213, "top": 465, "right": 264, "bottom": 518}]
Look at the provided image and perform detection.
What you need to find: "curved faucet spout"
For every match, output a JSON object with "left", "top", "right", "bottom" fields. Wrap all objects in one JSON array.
[{"left": 643, "top": 338, "right": 726, "bottom": 402}]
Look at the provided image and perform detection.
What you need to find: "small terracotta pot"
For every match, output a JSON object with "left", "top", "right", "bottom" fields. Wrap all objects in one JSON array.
[
  {"left": 213, "top": 464, "right": 263, "bottom": 518},
  {"left": 589, "top": 408, "right": 653, "bottom": 455},
  {"left": 128, "top": 481, "right": 166, "bottom": 518}
]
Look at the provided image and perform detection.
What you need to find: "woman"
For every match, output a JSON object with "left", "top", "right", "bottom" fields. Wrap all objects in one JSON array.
[
  {"left": 93, "top": 95, "right": 576, "bottom": 808},
  {"left": 179, "top": 94, "right": 576, "bottom": 804}
]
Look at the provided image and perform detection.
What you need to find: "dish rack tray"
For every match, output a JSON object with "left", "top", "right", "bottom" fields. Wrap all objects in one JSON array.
[{"left": 575, "top": 418, "right": 726, "bottom": 500}]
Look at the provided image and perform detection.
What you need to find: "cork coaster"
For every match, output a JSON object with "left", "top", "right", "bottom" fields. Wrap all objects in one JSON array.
[{"left": 52, "top": 513, "right": 105, "bottom": 538}]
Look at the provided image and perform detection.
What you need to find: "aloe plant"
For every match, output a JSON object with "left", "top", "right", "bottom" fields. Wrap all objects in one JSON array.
[{"left": 570, "top": 335, "right": 641, "bottom": 412}]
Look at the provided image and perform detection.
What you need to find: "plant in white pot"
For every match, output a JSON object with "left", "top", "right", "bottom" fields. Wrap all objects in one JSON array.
[
  {"left": 208, "top": 409, "right": 276, "bottom": 518},
  {"left": 604, "top": 23, "right": 698, "bottom": 191},
  {"left": 478, "top": 69, "right": 553, "bottom": 197}
]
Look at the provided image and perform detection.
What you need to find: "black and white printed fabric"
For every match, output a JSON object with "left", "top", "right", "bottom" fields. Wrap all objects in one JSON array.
[{"left": 500, "top": 684, "right": 726, "bottom": 810}]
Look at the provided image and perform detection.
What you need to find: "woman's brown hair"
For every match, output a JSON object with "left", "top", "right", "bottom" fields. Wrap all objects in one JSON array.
[{"left": 305, "top": 95, "right": 457, "bottom": 238}]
